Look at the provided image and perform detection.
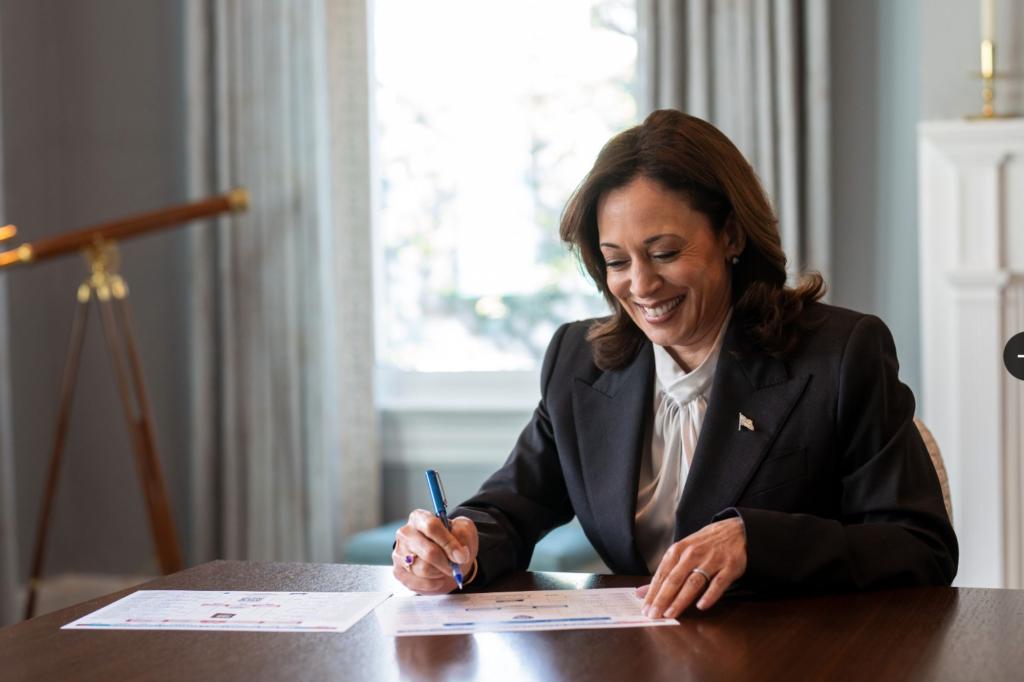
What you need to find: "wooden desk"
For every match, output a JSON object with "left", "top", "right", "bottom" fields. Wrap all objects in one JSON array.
[{"left": 2, "top": 561, "right": 1022, "bottom": 681}]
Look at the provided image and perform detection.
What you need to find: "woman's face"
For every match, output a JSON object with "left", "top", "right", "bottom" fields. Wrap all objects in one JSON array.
[{"left": 597, "top": 175, "right": 741, "bottom": 369}]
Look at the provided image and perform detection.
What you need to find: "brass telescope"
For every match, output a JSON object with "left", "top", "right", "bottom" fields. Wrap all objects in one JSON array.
[
  {"left": 9, "top": 187, "right": 249, "bottom": 620},
  {"left": 0, "top": 187, "right": 248, "bottom": 268}
]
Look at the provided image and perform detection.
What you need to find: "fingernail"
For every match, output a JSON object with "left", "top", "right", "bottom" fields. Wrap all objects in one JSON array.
[
  {"left": 454, "top": 549, "right": 468, "bottom": 563},
  {"left": 642, "top": 606, "right": 652, "bottom": 618},
  {"left": 663, "top": 609, "right": 676, "bottom": 619},
  {"left": 696, "top": 600, "right": 706, "bottom": 610}
]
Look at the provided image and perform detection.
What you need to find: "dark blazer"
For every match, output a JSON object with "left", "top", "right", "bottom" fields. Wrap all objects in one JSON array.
[{"left": 452, "top": 303, "right": 958, "bottom": 590}]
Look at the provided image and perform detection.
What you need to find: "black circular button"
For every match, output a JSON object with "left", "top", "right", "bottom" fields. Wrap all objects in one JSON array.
[{"left": 1004, "top": 332, "right": 1024, "bottom": 380}]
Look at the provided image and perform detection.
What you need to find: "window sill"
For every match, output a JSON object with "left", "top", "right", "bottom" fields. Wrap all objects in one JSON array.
[
  {"left": 376, "top": 367, "right": 538, "bottom": 465},
  {"left": 375, "top": 367, "right": 541, "bottom": 413}
]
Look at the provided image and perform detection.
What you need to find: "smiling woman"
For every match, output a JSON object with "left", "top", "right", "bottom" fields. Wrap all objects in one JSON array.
[
  {"left": 596, "top": 177, "right": 739, "bottom": 372},
  {"left": 391, "top": 109, "right": 957, "bottom": 620},
  {"left": 561, "top": 110, "right": 827, "bottom": 372}
]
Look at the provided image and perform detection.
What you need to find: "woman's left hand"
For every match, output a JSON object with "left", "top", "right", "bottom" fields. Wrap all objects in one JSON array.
[{"left": 638, "top": 517, "right": 747, "bottom": 618}]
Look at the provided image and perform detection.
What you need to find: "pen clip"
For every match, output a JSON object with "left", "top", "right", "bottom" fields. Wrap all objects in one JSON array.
[
  {"left": 436, "top": 473, "right": 448, "bottom": 508},
  {"left": 426, "top": 469, "right": 448, "bottom": 513}
]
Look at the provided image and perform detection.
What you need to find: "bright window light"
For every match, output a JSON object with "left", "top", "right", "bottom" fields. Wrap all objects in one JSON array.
[{"left": 374, "top": 0, "right": 637, "bottom": 371}]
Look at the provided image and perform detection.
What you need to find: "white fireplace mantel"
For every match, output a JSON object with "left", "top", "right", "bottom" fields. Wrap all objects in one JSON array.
[{"left": 919, "top": 119, "right": 1024, "bottom": 588}]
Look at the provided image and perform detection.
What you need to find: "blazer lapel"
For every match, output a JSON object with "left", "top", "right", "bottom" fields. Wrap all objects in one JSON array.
[
  {"left": 674, "top": 320, "right": 811, "bottom": 540},
  {"left": 573, "top": 345, "right": 652, "bottom": 575}
]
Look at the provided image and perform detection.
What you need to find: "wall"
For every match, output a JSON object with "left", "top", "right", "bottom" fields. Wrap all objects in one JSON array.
[
  {"left": 830, "top": 0, "right": 922, "bottom": 399},
  {"left": 830, "top": 0, "right": 1024, "bottom": 410},
  {"left": 921, "top": 0, "right": 1024, "bottom": 120},
  {"left": 0, "top": 0, "right": 189, "bottom": 583}
]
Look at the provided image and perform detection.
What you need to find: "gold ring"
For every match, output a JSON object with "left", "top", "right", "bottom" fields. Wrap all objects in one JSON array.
[{"left": 403, "top": 554, "right": 416, "bottom": 572}]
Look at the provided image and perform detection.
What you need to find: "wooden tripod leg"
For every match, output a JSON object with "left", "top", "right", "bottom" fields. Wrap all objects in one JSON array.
[
  {"left": 96, "top": 294, "right": 183, "bottom": 575},
  {"left": 24, "top": 292, "right": 91, "bottom": 620},
  {"left": 112, "top": 295, "right": 184, "bottom": 573}
]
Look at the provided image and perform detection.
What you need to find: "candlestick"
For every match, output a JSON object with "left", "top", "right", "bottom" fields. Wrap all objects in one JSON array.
[
  {"left": 981, "top": 0, "right": 995, "bottom": 43},
  {"left": 981, "top": 40, "right": 994, "bottom": 79},
  {"left": 973, "top": 0, "right": 999, "bottom": 119},
  {"left": 980, "top": 38, "right": 995, "bottom": 118}
]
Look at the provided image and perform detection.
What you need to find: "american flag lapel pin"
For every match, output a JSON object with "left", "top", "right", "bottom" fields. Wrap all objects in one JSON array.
[{"left": 738, "top": 413, "right": 755, "bottom": 432}]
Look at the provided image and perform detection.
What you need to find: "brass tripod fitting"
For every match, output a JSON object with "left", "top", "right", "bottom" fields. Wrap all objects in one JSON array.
[{"left": 82, "top": 240, "right": 129, "bottom": 301}]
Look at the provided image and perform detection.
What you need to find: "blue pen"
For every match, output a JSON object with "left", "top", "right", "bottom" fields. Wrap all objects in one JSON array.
[{"left": 425, "top": 469, "right": 464, "bottom": 589}]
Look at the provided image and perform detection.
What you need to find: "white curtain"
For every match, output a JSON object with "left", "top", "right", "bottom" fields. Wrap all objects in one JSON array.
[
  {"left": 185, "top": 0, "right": 378, "bottom": 564},
  {"left": 638, "top": 0, "right": 830, "bottom": 281}
]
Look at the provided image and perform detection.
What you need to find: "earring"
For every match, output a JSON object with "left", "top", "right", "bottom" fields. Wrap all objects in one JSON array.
[{"left": 730, "top": 256, "right": 739, "bottom": 265}]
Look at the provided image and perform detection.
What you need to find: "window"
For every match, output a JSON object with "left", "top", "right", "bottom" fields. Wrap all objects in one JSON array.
[{"left": 373, "top": 0, "right": 637, "bottom": 406}]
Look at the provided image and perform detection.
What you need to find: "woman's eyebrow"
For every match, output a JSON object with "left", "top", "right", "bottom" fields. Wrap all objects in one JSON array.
[
  {"left": 643, "top": 233, "right": 680, "bottom": 246},
  {"left": 600, "top": 234, "right": 680, "bottom": 249}
]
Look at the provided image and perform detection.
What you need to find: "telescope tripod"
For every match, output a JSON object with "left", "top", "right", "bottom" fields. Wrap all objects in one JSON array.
[{"left": 24, "top": 240, "right": 183, "bottom": 619}]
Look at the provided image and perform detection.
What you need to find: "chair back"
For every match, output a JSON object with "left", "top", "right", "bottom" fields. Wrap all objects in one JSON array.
[{"left": 914, "top": 417, "right": 953, "bottom": 522}]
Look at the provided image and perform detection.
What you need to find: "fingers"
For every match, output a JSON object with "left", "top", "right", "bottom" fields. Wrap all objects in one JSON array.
[
  {"left": 642, "top": 544, "right": 677, "bottom": 612},
  {"left": 409, "top": 509, "right": 470, "bottom": 564},
  {"left": 641, "top": 518, "right": 748, "bottom": 619},
  {"left": 392, "top": 563, "right": 453, "bottom": 595},
  {"left": 450, "top": 517, "right": 479, "bottom": 558},
  {"left": 396, "top": 525, "right": 456, "bottom": 577},
  {"left": 646, "top": 553, "right": 703, "bottom": 618},
  {"left": 662, "top": 570, "right": 709, "bottom": 619},
  {"left": 392, "top": 512, "right": 482, "bottom": 593},
  {"left": 396, "top": 510, "right": 465, "bottom": 575},
  {"left": 449, "top": 517, "right": 480, "bottom": 575},
  {"left": 391, "top": 547, "right": 446, "bottom": 580},
  {"left": 697, "top": 572, "right": 732, "bottom": 611},
  {"left": 390, "top": 538, "right": 455, "bottom": 595}
]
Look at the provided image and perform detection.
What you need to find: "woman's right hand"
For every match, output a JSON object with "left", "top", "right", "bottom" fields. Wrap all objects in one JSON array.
[{"left": 392, "top": 509, "right": 479, "bottom": 595}]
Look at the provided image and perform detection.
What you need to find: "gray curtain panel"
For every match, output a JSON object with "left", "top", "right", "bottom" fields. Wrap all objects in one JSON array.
[
  {"left": 0, "top": 274, "right": 18, "bottom": 627},
  {"left": 0, "top": 32, "right": 17, "bottom": 621},
  {"left": 185, "top": 0, "right": 378, "bottom": 565},
  {"left": 638, "top": 0, "right": 830, "bottom": 282}
]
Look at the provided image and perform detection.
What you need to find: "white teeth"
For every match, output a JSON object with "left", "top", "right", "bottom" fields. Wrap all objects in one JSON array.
[{"left": 637, "top": 296, "right": 683, "bottom": 319}]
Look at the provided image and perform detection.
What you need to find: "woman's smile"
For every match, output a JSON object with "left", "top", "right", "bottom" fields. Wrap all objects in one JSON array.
[{"left": 635, "top": 295, "right": 685, "bottom": 323}]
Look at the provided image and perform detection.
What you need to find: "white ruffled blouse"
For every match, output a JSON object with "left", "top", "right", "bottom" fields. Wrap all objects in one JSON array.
[{"left": 634, "top": 314, "right": 730, "bottom": 573}]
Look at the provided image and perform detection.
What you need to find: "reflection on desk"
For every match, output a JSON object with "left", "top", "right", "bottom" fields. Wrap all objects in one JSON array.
[{"left": 1, "top": 561, "right": 1021, "bottom": 681}]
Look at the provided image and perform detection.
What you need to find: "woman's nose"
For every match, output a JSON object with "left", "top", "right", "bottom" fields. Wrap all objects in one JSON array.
[{"left": 630, "top": 261, "right": 661, "bottom": 299}]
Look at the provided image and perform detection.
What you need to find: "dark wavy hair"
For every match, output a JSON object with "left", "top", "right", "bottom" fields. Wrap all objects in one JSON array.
[{"left": 560, "top": 109, "right": 826, "bottom": 370}]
